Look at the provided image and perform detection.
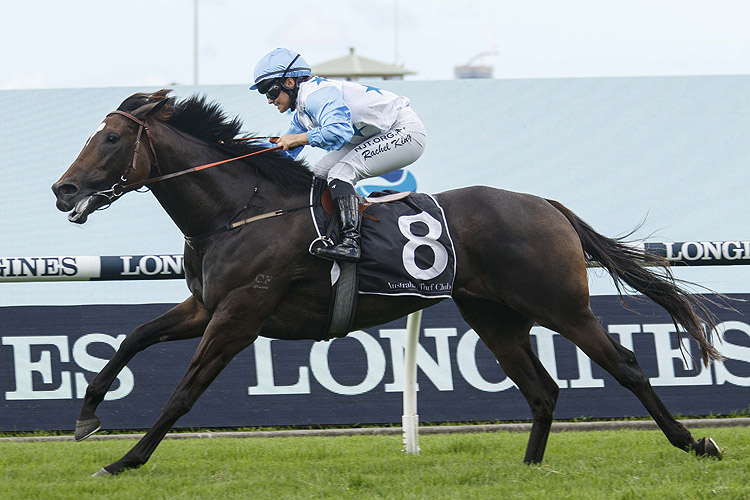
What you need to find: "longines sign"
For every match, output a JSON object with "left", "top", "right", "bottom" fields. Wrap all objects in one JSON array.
[
  {"left": 0, "top": 255, "right": 184, "bottom": 281},
  {"left": 0, "top": 297, "right": 748, "bottom": 431},
  {"left": 642, "top": 241, "right": 750, "bottom": 266}
]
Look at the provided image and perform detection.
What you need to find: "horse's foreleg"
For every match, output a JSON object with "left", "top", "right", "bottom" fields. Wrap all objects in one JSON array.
[
  {"left": 96, "top": 313, "right": 257, "bottom": 476},
  {"left": 76, "top": 296, "right": 211, "bottom": 441}
]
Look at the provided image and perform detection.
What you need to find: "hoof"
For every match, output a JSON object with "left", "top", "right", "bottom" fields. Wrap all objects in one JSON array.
[
  {"left": 694, "top": 437, "right": 723, "bottom": 460},
  {"left": 92, "top": 467, "right": 112, "bottom": 478},
  {"left": 75, "top": 417, "right": 102, "bottom": 442}
]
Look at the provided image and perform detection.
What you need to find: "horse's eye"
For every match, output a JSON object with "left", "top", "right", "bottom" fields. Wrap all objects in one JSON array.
[{"left": 106, "top": 133, "right": 120, "bottom": 144}]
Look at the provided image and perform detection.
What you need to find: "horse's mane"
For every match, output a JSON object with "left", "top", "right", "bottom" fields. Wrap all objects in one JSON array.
[{"left": 117, "top": 89, "right": 313, "bottom": 194}]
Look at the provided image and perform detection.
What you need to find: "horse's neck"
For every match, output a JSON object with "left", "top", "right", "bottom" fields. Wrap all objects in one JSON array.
[{"left": 148, "top": 126, "right": 276, "bottom": 237}]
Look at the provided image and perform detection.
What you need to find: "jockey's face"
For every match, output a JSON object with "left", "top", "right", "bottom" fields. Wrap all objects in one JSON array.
[{"left": 267, "top": 77, "right": 296, "bottom": 113}]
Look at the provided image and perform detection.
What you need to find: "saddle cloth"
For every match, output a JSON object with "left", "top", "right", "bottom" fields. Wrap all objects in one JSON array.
[{"left": 310, "top": 181, "right": 456, "bottom": 299}]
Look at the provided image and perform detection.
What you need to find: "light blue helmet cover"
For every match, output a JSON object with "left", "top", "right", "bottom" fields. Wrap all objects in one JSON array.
[{"left": 250, "top": 48, "right": 312, "bottom": 90}]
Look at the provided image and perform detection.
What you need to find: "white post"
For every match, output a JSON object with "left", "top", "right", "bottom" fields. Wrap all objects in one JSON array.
[{"left": 402, "top": 309, "right": 422, "bottom": 454}]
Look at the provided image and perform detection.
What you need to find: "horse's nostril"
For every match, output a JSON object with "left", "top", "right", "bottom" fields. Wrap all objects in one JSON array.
[{"left": 58, "top": 183, "right": 79, "bottom": 196}]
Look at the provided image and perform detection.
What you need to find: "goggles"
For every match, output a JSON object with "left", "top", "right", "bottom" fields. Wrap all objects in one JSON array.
[
  {"left": 256, "top": 54, "right": 302, "bottom": 101},
  {"left": 264, "top": 83, "right": 284, "bottom": 101}
]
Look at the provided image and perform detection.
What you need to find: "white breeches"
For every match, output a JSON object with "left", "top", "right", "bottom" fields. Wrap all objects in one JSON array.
[{"left": 312, "top": 107, "right": 426, "bottom": 185}]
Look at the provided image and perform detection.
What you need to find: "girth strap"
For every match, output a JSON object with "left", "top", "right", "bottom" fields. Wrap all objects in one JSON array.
[{"left": 325, "top": 261, "right": 359, "bottom": 339}]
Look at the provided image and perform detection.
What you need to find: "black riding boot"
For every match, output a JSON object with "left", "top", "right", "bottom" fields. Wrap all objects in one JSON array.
[{"left": 314, "top": 194, "right": 361, "bottom": 262}]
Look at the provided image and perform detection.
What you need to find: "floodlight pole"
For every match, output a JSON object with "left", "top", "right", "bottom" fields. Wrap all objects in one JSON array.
[
  {"left": 393, "top": 0, "right": 399, "bottom": 66},
  {"left": 193, "top": 0, "right": 199, "bottom": 85}
]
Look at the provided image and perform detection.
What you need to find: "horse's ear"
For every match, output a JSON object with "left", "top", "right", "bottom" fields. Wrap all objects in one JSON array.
[{"left": 133, "top": 95, "right": 172, "bottom": 120}]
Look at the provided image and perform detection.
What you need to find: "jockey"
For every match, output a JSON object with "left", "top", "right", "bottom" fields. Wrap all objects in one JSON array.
[{"left": 251, "top": 48, "right": 426, "bottom": 262}]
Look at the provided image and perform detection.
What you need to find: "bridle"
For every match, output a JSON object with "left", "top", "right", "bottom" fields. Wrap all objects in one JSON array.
[
  {"left": 107, "top": 110, "right": 161, "bottom": 195},
  {"left": 89, "top": 109, "right": 282, "bottom": 206},
  {"left": 86, "top": 107, "right": 313, "bottom": 246}
]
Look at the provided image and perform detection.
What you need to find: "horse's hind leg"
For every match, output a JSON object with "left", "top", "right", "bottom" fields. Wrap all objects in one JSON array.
[
  {"left": 455, "top": 297, "right": 559, "bottom": 464},
  {"left": 75, "top": 296, "right": 211, "bottom": 441},
  {"left": 545, "top": 307, "right": 721, "bottom": 458}
]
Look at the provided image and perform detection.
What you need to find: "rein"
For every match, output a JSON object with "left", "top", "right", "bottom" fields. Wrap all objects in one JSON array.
[
  {"left": 117, "top": 139, "right": 283, "bottom": 195},
  {"left": 93, "top": 110, "right": 283, "bottom": 201}
]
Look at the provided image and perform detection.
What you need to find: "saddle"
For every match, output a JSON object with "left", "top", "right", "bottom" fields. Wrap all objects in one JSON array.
[
  {"left": 320, "top": 188, "right": 412, "bottom": 218},
  {"left": 311, "top": 180, "right": 456, "bottom": 340}
]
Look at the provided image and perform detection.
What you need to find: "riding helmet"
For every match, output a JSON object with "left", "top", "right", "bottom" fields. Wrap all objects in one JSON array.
[{"left": 251, "top": 48, "right": 312, "bottom": 92}]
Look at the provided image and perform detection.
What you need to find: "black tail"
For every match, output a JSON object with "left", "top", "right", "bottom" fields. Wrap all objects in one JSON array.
[{"left": 546, "top": 199, "right": 722, "bottom": 365}]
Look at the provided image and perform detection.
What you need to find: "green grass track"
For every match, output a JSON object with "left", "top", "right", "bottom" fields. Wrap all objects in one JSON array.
[{"left": 1, "top": 427, "right": 749, "bottom": 500}]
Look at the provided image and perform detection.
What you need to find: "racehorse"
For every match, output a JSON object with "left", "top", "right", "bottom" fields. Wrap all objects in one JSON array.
[{"left": 52, "top": 90, "right": 723, "bottom": 476}]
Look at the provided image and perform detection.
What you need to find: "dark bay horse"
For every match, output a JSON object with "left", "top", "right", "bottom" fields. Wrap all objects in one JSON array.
[{"left": 52, "top": 90, "right": 722, "bottom": 476}]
